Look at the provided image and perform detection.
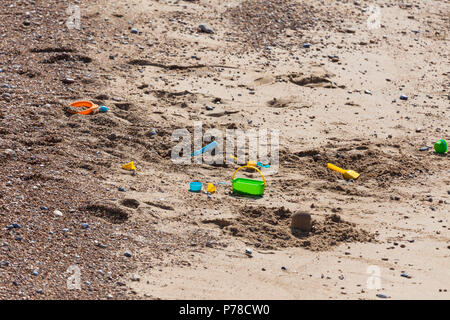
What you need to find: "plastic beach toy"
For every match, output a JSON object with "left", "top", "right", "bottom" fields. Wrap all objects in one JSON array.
[
  {"left": 189, "top": 182, "right": 203, "bottom": 192},
  {"left": 247, "top": 160, "right": 257, "bottom": 168},
  {"left": 257, "top": 161, "right": 270, "bottom": 168},
  {"left": 122, "top": 161, "right": 136, "bottom": 171},
  {"left": 327, "top": 163, "right": 360, "bottom": 180},
  {"left": 98, "top": 106, "right": 109, "bottom": 113},
  {"left": 229, "top": 155, "right": 270, "bottom": 168},
  {"left": 232, "top": 165, "right": 266, "bottom": 196},
  {"left": 434, "top": 139, "right": 448, "bottom": 154},
  {"left": 206, "top": 183, "right": 216, "bottom": 194},
  {"left": 68, "top": 101, "right": 108, "bottom": 115},
  {"left": 191, "top": 141, "right": 218, "bottom": 157}
]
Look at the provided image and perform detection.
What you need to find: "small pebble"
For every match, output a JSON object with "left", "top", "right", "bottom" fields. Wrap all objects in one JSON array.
[
  {"left": 401, "top": 272, "right": 411, "bottom": 279},
  {"left": 198, "top": 24, "right": 214, "bottom": 34},
  {"left": 131, "top": 274, "right": 140, "bottom": 282},
  {"left": 4, "top": 149, "right": 16, "bottom": 156},
  {"left": 400, "top": 95, "right": 408, "bottom": 100},
  {"left": 124, "top": 251, "right": 132, "bottom": 257},
  {"left": 62, "top": 78, "right": 75, "bottom": 84},
  {"left": 54, "top": 210, "right": 63, "bottom": 216}
]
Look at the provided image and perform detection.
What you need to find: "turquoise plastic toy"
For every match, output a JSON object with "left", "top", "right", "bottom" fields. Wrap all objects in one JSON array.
[
  {"left": 191, "top": 141, "right": 217, "bottom": 157},
  {"left": 189, "top": 182, "right": 202, "bottom": 192}
]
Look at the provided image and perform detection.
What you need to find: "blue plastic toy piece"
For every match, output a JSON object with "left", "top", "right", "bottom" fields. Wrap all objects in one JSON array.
[
  {"left": 191, "top": 141, "right": 218, "bottom": 157},
  {"left": 257, "top": 161, "right": 270, "bottom": 168},
  {"left": 189, "top": 182, "right": 202, "bottom": 192}
]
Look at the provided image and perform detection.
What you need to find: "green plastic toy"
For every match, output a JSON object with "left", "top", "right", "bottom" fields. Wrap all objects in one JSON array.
[
  {"left": 434, "top": 139, "right": 448, "bottom": 154},
  {"left": 232, "top": 165, "right": 266, "bottom": 196}
]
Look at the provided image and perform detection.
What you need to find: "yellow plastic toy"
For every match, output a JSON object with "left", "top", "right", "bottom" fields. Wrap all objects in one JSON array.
[
  {"left": 327, "top": 163, "right": 360, "bottom": 180},
  {"left": 246, "top": 160, "right": 257, "bottom": 168},
  {"left": 229, "top": 155, "right": 258, "bottom": 168},
  {"left": 206, "top": 183, "right": 216, "bottom": 194},
  {"left": 122, "top": 161, "right": 137, "bottom": 171}
]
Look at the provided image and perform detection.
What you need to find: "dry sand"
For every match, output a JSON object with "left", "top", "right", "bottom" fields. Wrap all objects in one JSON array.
[{"left": 0, "top": 0, "right": 449, "bottom": 300}]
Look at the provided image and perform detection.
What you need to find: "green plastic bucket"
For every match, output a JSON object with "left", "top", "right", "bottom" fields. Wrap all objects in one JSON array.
[
  {"left": 231, "top": 165, "right": 266, "bottom": 196},
  {"left": 434, "top": 139, "right": 448, "bottom": 154},
  {"left": 232, "top": 178, "right": 265, "bottom": 196}
]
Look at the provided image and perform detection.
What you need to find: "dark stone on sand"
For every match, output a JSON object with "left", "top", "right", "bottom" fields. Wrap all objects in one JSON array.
[{"left": 199, "top": 24, "right": 214, "bottom": 34}]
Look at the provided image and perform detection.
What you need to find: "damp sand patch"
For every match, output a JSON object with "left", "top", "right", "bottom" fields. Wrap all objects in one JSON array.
[{"left": 206, "top": 206, "right": 375, "bottom": 251}]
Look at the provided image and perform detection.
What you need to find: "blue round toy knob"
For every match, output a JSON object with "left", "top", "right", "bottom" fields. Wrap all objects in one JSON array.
[{"left": 98, "top": 106, "right": 109, "bottom": 113}]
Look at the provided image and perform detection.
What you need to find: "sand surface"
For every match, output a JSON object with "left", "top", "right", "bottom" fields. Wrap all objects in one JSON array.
[{"left": 0, "top": 0, "right": 449, "bottom": 299}]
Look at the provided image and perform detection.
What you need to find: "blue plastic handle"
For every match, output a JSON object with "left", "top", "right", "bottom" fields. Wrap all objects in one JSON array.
[
  {"left": 191, "top": 141, "right": 218, "bottom": 157},
  {"left": 257, "top": 161, "right": 270, "bottom": 168}
]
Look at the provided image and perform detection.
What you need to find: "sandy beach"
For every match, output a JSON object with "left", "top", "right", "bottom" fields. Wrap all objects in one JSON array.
[{"left": 0, "top": 0, "right": 448, "bottom": 300}]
